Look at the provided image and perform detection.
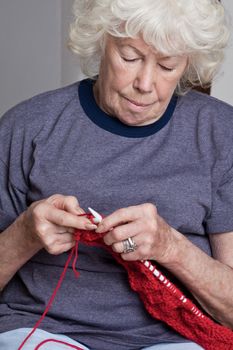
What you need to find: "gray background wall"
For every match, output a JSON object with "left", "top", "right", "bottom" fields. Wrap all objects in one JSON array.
[
  {"left": 211, "top": 0, "right": 233, "bottom": 104},
  {"left": 0, "top": 0, "right": 232, "bottom": 117},
  {"left": 0, "top": 0, "right": 62, "bottom": 116}
]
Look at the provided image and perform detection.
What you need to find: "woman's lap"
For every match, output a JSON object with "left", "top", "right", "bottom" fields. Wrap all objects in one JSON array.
[
  {"left": 143, "top": 342, "right": 204, "bottom": 349},
  {"left": 0, "top": 328, "right": 204, "bottom": 350},
  {"left": 0, "top": 328, "right": 89, "bottom": 350}
]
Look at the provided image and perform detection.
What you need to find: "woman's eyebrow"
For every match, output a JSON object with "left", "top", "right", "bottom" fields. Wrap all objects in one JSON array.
[
  {"left": 120, "top": 44, "right": 144, "bottom": 56},
  {"left": 120, "top": 44, "right": 178, "bottom": 61}
]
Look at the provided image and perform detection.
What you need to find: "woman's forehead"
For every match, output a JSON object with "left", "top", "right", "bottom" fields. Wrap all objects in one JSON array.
[{"left": 108, "top": 35, "right": 185, "bottom": 61}]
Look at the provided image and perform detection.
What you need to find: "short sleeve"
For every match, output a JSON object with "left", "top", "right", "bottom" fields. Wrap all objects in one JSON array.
[
  {"left": 0, "top": 106, "right": 31, "bottom": 232},
  {"left": 0, "top": 84, "right": 79, "bottom": 233},
  {"left": 0, "top": 160, "right": 28, "bottom": 231},
  {"left": 205, "top": 148, "right": 233, "bottom": 234}
]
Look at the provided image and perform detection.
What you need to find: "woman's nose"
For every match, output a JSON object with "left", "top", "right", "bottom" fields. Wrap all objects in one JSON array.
[{"left": 133, "top": 63, "right": 156, "bottom": 93}]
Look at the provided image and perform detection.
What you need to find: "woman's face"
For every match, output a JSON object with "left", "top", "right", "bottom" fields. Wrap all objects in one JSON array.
[{"left": 94, "top": 35, "right": 188, "bottom": 126}]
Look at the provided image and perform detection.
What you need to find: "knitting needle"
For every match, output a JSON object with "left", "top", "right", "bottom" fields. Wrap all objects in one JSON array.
[
  {"left": 88, "top": 207, "right": 102, "bottom": 224},
  {"left": 88, "top": 208, "right": 204, "bottom": 319}
]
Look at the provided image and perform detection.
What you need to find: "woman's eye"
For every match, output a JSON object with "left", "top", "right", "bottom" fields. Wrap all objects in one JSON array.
[
  {"left": 122, "top": 57, "right": 139, "bottom": 62},
  {"left": 159, "top": 64, "right": 174, "bottom": 72}
]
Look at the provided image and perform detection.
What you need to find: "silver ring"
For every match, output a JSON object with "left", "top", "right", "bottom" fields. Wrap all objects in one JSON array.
[{"left": 123, "top": 237, "right": 137, "bottom": 253}]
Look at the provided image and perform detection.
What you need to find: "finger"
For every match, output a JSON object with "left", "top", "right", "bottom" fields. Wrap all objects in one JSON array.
[
  {"left": 121, "top": 251, "right": 141, "bottom": 261},
  {"left": 111, "top": 235, "right": 138, "bottom": 254},
  {"left": 56, "top": 232, "right": 76, "bottom": 245},
  {"left": 52, "top": 225, "right": 76, "bottom": 235},
  {"left": 96, "top": 206, "right": 140, "bottom": 234},
  {"left": 120, "top": 237, "right": 147, "bottom": 261},
  {"left": 62, "top": 196, "right": 85, "bottom": 215},
  {"left": 45, "top": 240, "right": 76, "bottom": 255},
  {"left": 52, "top": 241, "right": 76, "bottom": 255},
  {"left": 47, "top": 194, "right": 85, "bottom": 215},
  {"left": 45, "top": 206, "right": 97, "bottom": 230},
  {"left": 42, "top": 231, "right": 76, "bottom": 252},
  {"left": 103, "top": 221, "right": 140, "bottom": 246},
  {"left": 58, "top": 227, "right": 76, "bottom": 235},
  {"left": 120, "top": 233, "right": 157, "bottom": 261},
  {"left": 112, "top": 230, "right": 158, "bottom": 261},
  {"left": 66, "top": 227, "right": 76, "bottom": 234}
]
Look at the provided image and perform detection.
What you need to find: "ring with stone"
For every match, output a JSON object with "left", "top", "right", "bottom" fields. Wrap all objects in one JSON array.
[{"left": 122, "top": 237, "right": 137, "bottom": 253}]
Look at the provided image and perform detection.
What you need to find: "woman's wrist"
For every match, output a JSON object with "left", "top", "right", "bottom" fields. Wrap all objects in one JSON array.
[
  {"left": 152, "top": 226, "right": 186, "bottom": 267},
  {"left": 14, "top": 211, "right": 42, "bottom": 255},
  {"left": 1, "top": 212, "right": 42, "bottom": 269}
]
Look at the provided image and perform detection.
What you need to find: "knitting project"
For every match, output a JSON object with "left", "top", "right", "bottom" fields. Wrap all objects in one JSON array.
[{"left": 18, "top": 214, "right": 233, "bottom": 350}]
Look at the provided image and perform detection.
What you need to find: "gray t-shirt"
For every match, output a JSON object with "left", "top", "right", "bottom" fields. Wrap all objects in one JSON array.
[{"left": 0, "top": 79, "right": 233, "bottom": 350}]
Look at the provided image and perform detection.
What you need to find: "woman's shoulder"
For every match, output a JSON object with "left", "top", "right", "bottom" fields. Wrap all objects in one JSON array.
[
  {"left": 0, "top": 81, "right": 80, "bottom": 126},
  {"left": 176, "top": 89, "right": 233, "bottom": 135},
  {"left": 177, "top": 89, "right": 233, "bottom": 120},
  {"left": 0, "top": 81, "right": 83, "bottom": 160},
  {"left": 176, "top": 89, "right": 233, "bottom": 161}
]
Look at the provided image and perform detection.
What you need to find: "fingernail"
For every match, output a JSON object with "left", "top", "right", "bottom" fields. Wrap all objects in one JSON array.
[
  {"left": 76, "top": 207, "right": 85, "bottom": 214},
  {"left": 95, "top": 225, "right": 102, "bottom": 233},
  {"left": 85, "top": 223, "right": 98, "bottom": 230}
]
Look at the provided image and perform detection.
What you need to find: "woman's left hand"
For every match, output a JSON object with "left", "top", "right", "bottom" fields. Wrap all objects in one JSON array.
[{"left": 96, "top": 203, "right": 179, "bottom": 263}]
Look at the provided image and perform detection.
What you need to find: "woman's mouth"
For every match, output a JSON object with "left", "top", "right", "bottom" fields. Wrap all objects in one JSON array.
[{"left": 125, "top": 97, "right": 154, "bottom": 107}]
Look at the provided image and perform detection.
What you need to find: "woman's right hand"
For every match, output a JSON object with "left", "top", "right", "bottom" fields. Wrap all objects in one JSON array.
[
  {"left": 0, "top": 194, "right": 96, "bottom": 290},
  {"left": 21, "top": 194, "right": 97, "bottom": 255}
]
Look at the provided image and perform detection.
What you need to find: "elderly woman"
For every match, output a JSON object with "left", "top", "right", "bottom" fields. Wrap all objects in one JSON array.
[{"left": 0, "top": 0, "right": 233, "bottom": 349}]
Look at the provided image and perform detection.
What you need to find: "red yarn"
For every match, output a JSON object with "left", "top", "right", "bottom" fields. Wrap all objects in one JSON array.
[
  {"left": 18, "top": 240, "right": 84, "bottom": 350},
  {"left": 34, "top": 339, "right": 84, "bottom": 350},
  {"left": 18, "top": 213, "right": 233, "bottom": 350},
  {"left": 75, "top": 222, "right": 233, "bottom": 350}
]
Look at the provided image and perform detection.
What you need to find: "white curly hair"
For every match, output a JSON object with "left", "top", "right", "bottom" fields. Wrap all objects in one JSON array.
[{"left": 68, "top": 0, "right": 230, "bottom": 94}]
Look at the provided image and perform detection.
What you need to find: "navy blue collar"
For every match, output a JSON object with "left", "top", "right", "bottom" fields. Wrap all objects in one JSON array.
[{"left": 79, "top": 79, "right": 177, "bottom": 138}]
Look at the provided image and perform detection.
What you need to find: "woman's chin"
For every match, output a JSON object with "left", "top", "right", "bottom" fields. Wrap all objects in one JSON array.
[{"left": 117, "top": 114, "right": 159, "bottom": 126}]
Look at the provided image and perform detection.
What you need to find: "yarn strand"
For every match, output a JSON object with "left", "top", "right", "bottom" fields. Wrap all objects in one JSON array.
[
  {"left": 18, "top": 213, "right": 233, "bottom": 350},
  {"left": 34, "top": 339, "right": 84, "bottom": 350},
  {"left": 18, "top": 244, "right": 82, "bottom": 350}
]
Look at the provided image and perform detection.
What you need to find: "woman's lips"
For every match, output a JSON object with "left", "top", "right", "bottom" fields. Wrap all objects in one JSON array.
[{"left": 124, "top": 97, "right": 154, "bottom": 107}]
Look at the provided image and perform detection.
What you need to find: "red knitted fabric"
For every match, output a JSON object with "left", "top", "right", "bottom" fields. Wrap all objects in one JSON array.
[
  {"left": 18, "top": 215, "right": 233, "bottom": 350},
  {"left": 74, "top": 226, "right": 233, "bottom": 350}
]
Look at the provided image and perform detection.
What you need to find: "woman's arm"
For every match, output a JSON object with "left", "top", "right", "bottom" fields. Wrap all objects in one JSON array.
[
  {"left": 0, "top": 194, "right": 97, "bottom": 291},
  {"left": 0, "top": 214, "right": 42, "bottom": 291},
  {"left": 96, "top": 203, "right": 233, "bottom": 328},
  {"left": 162, "top": 230, "right": 233, "bottom": 329}
]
